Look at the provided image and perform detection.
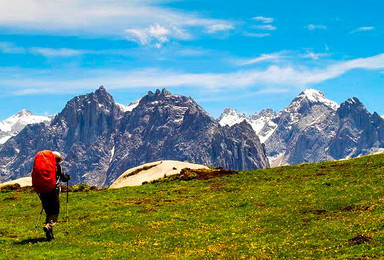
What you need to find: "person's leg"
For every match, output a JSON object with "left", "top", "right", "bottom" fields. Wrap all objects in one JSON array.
[{"left": 39, "top": 188, "right": 60, "bottom": 240}]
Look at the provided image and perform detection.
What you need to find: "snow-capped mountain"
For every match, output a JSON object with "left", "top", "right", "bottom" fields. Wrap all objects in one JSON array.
[
  {"left": 218, "top": 108, "right": 247, "bottom": 127},
  {"left": 297, "top": 89, "right": 339, "bottom": 110},
  {"left": 0, "top": 110, "right": 52, "bottom": 144},
  {"left": 219, "top": 88, "right": 384, "bottom": 167},
  {"left": 248, "top": 109, "right": 277, "bottom": 143},
  {"left": 265, "top": 89, "right": 384, "bottom": 166},
  {"left": 265, "top": 89, "right": 339, "bottom": 166},
  {"left": 219, "top": 108, "right": 277, "bottom": 143}
]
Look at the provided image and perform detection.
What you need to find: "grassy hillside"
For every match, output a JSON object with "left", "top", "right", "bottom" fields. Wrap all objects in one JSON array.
[{"left": 1, "top": 154, "right": 384, "bottom": 259}]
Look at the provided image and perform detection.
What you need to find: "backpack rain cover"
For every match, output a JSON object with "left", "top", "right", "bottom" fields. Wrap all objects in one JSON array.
[{"left": 32, "top": 150, "right": 57, "bottom": 193}]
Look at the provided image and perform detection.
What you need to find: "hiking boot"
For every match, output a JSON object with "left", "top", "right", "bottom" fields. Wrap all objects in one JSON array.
[{"left": 43, "top": 223, "right": 54, "bottom": 241}]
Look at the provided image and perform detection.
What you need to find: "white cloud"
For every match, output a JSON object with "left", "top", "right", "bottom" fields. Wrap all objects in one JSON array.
[
  {"left": 0, "top": 0, "right": 232, "bottom": 46},
  {"left": 205, "top": 23, "right": 234, "bottom": 34},
  {"left": 236, "top": 53, "right": 283, "bottom": 66},
  {"left": 252, "top": 25, "right": 277, "bottom": 31},
  {"left": 301, "top": 50, "right": 329, "bottom": 60},
  {"left": 2, "top": 53, "right": 384, "bottom": 95},
  {"left": 351, "top": 26, "right": 375, "bottom": 33},
  {"left": 0, "top": 42, "right": 87, "bottom": 57},
  {"left": 306, "top": 24, "right": 327, "bottom": 30},
  {"left": 125, "top": 23, "right": 177, "bottom": 48},
  {"left": 30, "top": 47, "right": 85, "bottom": 57},
  {"left": 252, "top": 16, "right": 274, "bottom": 23},
  {"left": 244, "top": 33, "right": 271, "bottom": 38}
]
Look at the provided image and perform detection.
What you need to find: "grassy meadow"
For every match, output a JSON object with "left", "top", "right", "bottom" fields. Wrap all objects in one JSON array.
[{"left": 1, "top": 153, "right": 384, "bottom": 259}]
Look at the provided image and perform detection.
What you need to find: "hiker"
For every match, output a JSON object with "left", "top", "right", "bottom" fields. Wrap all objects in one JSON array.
[{"left": 31, "top": 150, "right": 70, "bottom": 241}]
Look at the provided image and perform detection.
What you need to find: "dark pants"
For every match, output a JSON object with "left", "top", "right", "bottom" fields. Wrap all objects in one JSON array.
[{"left": 39, "top": 188, "right": 60, "bottom": 224}]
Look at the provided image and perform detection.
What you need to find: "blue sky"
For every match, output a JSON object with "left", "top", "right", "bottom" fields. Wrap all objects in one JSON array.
[{"left": 0, "top": 0, "right": 383, "bottom": 120}]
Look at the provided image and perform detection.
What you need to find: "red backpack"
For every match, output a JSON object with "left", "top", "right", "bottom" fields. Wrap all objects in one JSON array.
[{"left": 32, "top": 150, "right": 57, "bottom": 193}]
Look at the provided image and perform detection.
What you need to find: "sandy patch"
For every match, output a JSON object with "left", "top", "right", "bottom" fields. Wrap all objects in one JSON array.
[
  {"left": 0, "top": 177, "right": 32, "bottom": 188},
  {"left": 109, "top": 160, "right": 209, "bottom": 188}
]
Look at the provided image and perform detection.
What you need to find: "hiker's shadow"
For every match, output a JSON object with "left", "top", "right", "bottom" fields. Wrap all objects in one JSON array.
[{"left": 14, "top": 237, "right": 47, "bottom": 245}]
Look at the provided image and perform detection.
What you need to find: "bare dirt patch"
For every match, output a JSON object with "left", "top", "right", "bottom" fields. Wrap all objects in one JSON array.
[
  {"left": 3, "top": 196, "right": 21, "bottom": 201},
  {"left": 348, "top": 235, "right": 373, "bottom": 245},
  {"left": 340, "top": 205, "right": 371, "bottom": 212},
  {"left": 165, "top": 167, "right": 238, "bottom": 181}
]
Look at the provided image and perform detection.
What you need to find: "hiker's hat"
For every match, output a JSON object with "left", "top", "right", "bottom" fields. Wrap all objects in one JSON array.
[{"left": 52, "top": 151, "right": 64, "bottom": 162}]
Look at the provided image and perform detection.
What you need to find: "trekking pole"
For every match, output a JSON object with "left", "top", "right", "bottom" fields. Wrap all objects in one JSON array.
[
  {"left": 65, "top": 181, "right": 69, "bottom": 235},
  {"left": 34, "top": 207, "right": 44, "bottom": 233}
]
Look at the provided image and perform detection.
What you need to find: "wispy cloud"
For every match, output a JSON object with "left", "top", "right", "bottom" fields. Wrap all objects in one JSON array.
[
  {"left": 248, "top": 15, "right": 277, "bottom": 38},
  {"left": 252, "top": 25, "right": 277, "bottom": 31},
  {"left": 0, "top": 42, "right": 87, "bottom": 57},
  {"left": 2, "top": 53, "right": 384, "bottom": 96},
  {"left": 301, "top": 49, "right": 329, "bottom": 60},
  {"left": 0, "top": 0, "right": 233, "bottom": 47},
  {"left": 205, "top": 23, "right": 234, "bottom": 34},
  {"left": 306, "top": 24, "right": 327, "bottom": 30},
  {"left": 29, "top": 47, "right": 85, "bottom": 57},
  {"left": 235, "top": 53, "right": 283, "bottom": 66},
  {"left": 244, "top": 33, "right": 271, "bottom": 38},
  {"left": 0, "top": 42, "right": 26, "bottom": 54},
  {"left": 252, "top": 16, "right": 274, "bottom": 23},
  {"left": 350, "top": 26, "right": 375, "bottom": 33}
]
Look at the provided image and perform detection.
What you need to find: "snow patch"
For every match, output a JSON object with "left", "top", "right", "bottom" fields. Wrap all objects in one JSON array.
[
  {"left": 117, "top": 99, "right": 141, "bottom": 113},
  {"left": 109, "top": 145, "right": 115, "bottom": 163},
  {"left": 268, "top": 152, "right": 287, "bottom": 167},
  {"left": 219, "top": 108, "right": 277, "bottom": 143}
]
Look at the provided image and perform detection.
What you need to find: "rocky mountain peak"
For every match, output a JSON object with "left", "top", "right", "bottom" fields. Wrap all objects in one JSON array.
[
  {"left": 344, "top": 97, "right": 363, "bottom": 107},
  {"left": 144, "top": 88, "right": 173, "bottom": 101},
  {"left": 56, "top": 87, "right": 116, "bottom": 118},
  {"left": 296, "top": 89, "right": 339, "bottom": 110},
  {"left": 51, "top": 87, "right": 122, "bottom": 146},
  {"left": 338, "top": 97, "right": 368, "bottom": 117},
  {"left": 17, "top": 109, "right": 33, "bottom": 117},
  {"left": 218, "top": 108, "right": 246, "bottom": 127},
  {"left": 93, "top": 85, "right": 114, "bottom": 103},
  {"left": 250, "top": 109, "right": 276, "bottom": 120}
]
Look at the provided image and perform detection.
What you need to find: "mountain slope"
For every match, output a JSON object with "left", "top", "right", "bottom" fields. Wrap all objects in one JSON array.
[{"left": 1, "top": 153, "right": 384, "bottom": 258}]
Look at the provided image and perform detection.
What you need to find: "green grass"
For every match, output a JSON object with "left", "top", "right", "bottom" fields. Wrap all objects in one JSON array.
[{"left": 2, "top": 153, "right": 384, "bottom": 259}]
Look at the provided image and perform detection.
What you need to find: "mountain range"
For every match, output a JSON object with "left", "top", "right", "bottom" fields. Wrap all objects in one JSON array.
[
  {"left": 219, "top": 89, "right": 384, "bottom": 166},
  {"left": 0, "top": 87, "right": 268, "bottom": 186},
  {"left": 1, "top": 87, "right": 383, "bottom": 186}
]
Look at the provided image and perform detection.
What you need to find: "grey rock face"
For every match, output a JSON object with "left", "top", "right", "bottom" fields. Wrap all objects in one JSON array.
[
  {"left": 0, "top": 87, "right": 269, "bottom": 186},
  {"left": 265, "top": 89, "right": 338, "bottom": 166},
  {"left": 329, "top": 98, "right": 384, "bottom": 159},
  {"left": 107, "top": 89, "right": 269, "bottom": 184}
]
